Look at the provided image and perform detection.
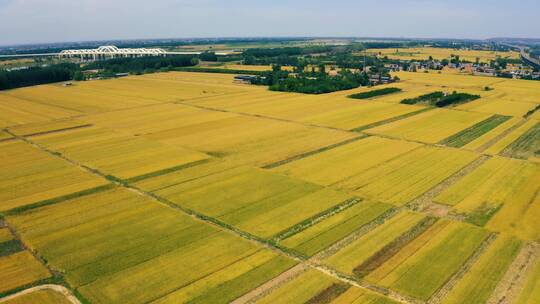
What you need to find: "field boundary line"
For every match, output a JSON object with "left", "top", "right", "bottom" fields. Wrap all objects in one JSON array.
[
  {"left": 21, "top": 124, "right": 93, "bottom": 138},
  {"left": 0, "top": 284, "right": 81, "bottom": 304},
  {"left": 427, "top": 232, "right": 498, "bottom": 304},
  {"left": 262, "top": 136, "right": 367, "bottom": 169},
  {"left": 487, "top": 242, "right": 540, "bottom": 304},
  {"left": 125, "top": 158, "right": 212, "bottom": 183},
  {"left": 351, "top": 107, "right": 433, "bottom": 132}
]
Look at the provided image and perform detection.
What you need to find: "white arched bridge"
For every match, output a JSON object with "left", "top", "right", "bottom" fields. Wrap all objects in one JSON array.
[{"left": 0, "top": 45, "right": 234, "bottom": 60}]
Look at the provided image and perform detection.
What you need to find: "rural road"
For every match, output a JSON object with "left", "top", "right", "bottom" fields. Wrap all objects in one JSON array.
[{"left": 0, "top": 284, "right": 81, "bottom": 304}]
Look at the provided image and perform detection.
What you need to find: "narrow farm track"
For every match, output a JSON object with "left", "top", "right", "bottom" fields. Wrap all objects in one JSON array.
[
  {"left": 487, "top": 242, "right": 540, "bottom": 304},
  {"left": 6, "top": 131, "right": 418, "bottom": 304},
  {"left": 0, "top": 285, "right": 81, "bottom": 304},
  {"left": 427, "top": 233, "right": 498, "bottom": 304}
]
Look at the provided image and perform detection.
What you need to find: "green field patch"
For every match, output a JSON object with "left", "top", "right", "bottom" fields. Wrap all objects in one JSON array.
[{"left": 439, "top": 115, "right": 511, "bottom": 148}]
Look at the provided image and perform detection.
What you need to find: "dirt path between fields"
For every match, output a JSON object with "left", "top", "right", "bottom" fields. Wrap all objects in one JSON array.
[
  {"left": 0, "top": 285, "right": 81, "bottom": 304},
  {"left": 487, "top": 242, "right": 540, "bottom": 304}
]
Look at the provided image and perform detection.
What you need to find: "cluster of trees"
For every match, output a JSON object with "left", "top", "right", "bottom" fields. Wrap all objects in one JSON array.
[
  {"left": 84, "top": 55, "right": 198, "bottom": 74},
  {"left": 0, "top": 63, "right": 77, "bottom": 90},
  {"left": 400, "top": 91, "right": 479, "bottom": 107},
  {"left": 251, "top": 65, "right": 370, "bottom": 94},
  {"left": 401, "top": 91, "right": 445, "bottom": 104},
  {"left": 349, "top": 87, "right": 402, "bottom": 99},
  {"left": 0, "top": 55, "right": 199, "bottom": 90}
]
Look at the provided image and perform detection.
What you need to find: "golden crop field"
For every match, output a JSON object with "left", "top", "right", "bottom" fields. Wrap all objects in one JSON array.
[
  {"left": 0, "top": 251, "right": 51, "bottom": 293},
  {"left": 365, "top": 47, "right": 520, "bottom": 63},
  {"left": 0, "top": 70, "right": 539, "bottom": 304}
]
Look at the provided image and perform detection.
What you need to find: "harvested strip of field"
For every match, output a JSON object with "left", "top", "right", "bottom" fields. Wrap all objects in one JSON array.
[
  {"left": 336, "top": 146, "right": 479, "bottom": 206},
  {"left": 353, "top": 217, "right": 438, "bottom": 278},
  {"left": 7, "top": 119, "right": 90, "bottom": 137},
  {"left": 31, "top": 126, "right": 209, "bottom": 180},
  {"left": 324, "top": 211, "right": 425, "bottom": 276},
  {"left": 435, "top": 157, "right": 540, "bottom": 239},
  {"left": 371, "top": 221, "right": 490, "bottom": 300},
  {"left": 329, "top": 287, "right": 399, "bottom": 304},
  {"left": 274, "top": 136, "right": 422, "bottom": 186},
  {"left": 0, "top": 140, "right": 108, "bottom": 212},
  {"left": 138, "top": 165, "right": 353, "bottom": 239},
  {"left": 439, "top": 115, "right": 511, "bottom": 148},
  {"left": 462, "top": 117, "right": 522, "bottom": 151},
  {"left": 0, "top": 251, "right": 51, "bottom": 293},
  {"left": 254, "top": 269, "right": 342, "bottom": 304},
  {"left": 280, "top": 201, "right": 393, "bottom": 257},
  {"left": 348, "top": 88, "right": 402, "bottom": 99},
  {"left": 500, "top": 120, "right": 540, "bottom": 160},
  {"left": 365, "top": 108, "right": 491, "bottom": 144},
  {"left": 0, "top": 239, "right": 23, "bottom": 257},
  {"left": 0, "top": 288, "right": 73, "bottom": 304},
  {"left": 516, "top": 251, "right": 540, "bottom": 304},
  {"left": 485, "top": 119, "right": 538, "bottom": 155},
  {"left": 7, "top": 187, "right": 295, "bottom": 304},
  {"left": 441, "top": 234, "right": 522, "bottom": 304}
]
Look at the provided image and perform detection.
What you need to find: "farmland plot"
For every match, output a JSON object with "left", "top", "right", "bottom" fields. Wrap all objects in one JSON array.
[
  {"left": 0, "top": 140, "right": 108, "bottom": 212},
  {"left": 144, "top": 113, "right": 356, "bottom": 167},
  {"left": 30, "top": 126, "right": 209, "bottom": 180},
  {"left": 442, "top": 234, "right": 522, "bottom": 304},
  {"left": 335, "top": 146, "right": 479, "bottom": 206},
  {"left": 275, "top": 136, "right": 421, "bottom": 186},
  {"left": 137, "top": 165, "right": 353, "bottom": 239},
  {"left": 7, "top": 118, "right": 91, "bottom": 137},
  {"left": 485, "top": 119, "right": 539, "bottom": 155},
  {"left": 0, "top": 94, "right": 78, "bottom": 128},
  {"left": 500, "top": 120, "right": 540, "bottom": 161},
  {"left": 6, "top": 187, "right": 296, "bottom": 304},
  {"left": 457, "top": 98, "right": 539, "bottom": 117},
  {"left": 367, "top": 221, "right": 489, "bottom": 300},
  {"left": 439, "top": 115, "right": 511, "bottom": 148},
  {"left": 462, "top": 117, "right": 522, "bottom": 151},
  {"left": 365, "top": 108, "right": 491, "bottom": 144},
  {"left": 280, "top": 200, "right": 393, "bottom": 257},
  {"left": 435, "top": 157, "right": 540, "bottom": 239},
  {"left": 255, "top": 269, "right": 343, "bottom": 304},
  {"left": 0, "top": 251, "right": 51, "bottom": 293},
  {"left": 324, "top": 211, "right": 426, "bottom": 275},
  {"left": 330, "top": 287, "right": 399, "bottom": 304}
]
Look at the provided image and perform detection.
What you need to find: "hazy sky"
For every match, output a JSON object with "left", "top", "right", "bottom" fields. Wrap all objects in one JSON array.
[{"left": 1, "top": 0, "right": 539, "bottom": 46}]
